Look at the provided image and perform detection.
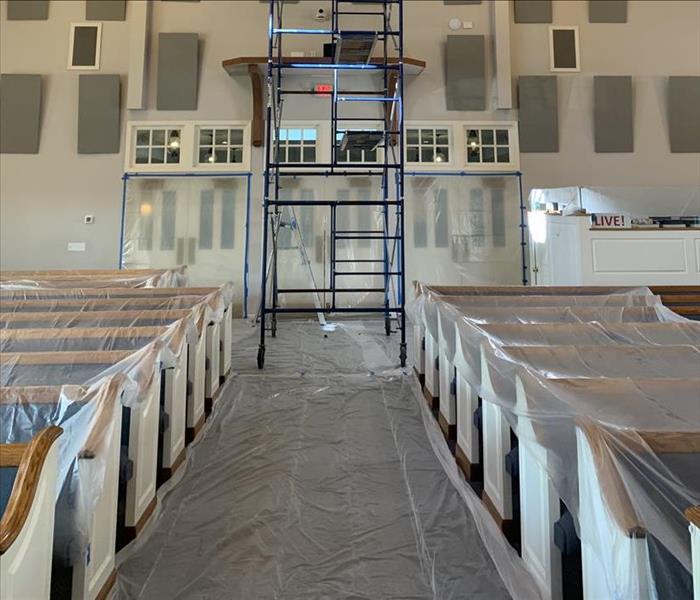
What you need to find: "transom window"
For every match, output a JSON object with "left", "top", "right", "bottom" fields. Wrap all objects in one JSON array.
[
  {"left": 135, "top": 128, "right": 182, "bottom": 165},
  {"left": 198, "top": 128, "right": 245, "bottom": 164},
  {"left": 406, "top": 127, "right": 450, "bottom": 164},
  {"left": 276, "top": 127, "right": 317, "bottom": 163},
  {"left": 335, "top": 130, "right": 379, "bottom": 163},
  {"left": 466, "top": 128, "right": 511, "bottom": 165}
]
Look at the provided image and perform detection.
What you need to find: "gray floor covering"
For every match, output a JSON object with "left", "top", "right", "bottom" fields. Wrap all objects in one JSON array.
[{"left": 115, "top": 320, "right": 511, "bottom": 599}]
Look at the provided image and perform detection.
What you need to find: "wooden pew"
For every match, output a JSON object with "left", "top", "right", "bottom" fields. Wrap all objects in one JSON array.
[
  {"left": 0, "top": 326, "right": 190, "bottom": 482},
  {"left": 0, "top": 349, "right": 164, "bottom": 552},
  {"left": 576, "top": 419, "right": 699, "bottom": 599},
  {"left": 0, "top": 268, "right": 188, "bottom": 288},
  {"left": 0, "top": 298, "right": 224, "bottom": 411},
  {"left": 0, "top": 287, "right": 234, "bottom": 380},
  {"left": 650, "top": 286, "right": 700, "bottom": 320},
  {"left": 479, "top": 344, "right": 699, "bottom": 544},
  {"left": 0, "top": 426, "right": 62, "bottom": 600},
  {"left": 0, "top": 311, "right": 208, "bottom": 440}
]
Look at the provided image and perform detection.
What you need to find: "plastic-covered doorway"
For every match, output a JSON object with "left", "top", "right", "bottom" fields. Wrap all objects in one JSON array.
[{"left": 116, "top": 320, "right": 536, "bottom": 599}]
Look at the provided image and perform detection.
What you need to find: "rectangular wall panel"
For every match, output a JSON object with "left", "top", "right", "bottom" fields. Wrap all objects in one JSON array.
[
  {"left": 86, "top": 0, "right": 126, "bottom": 20},
  {"left": 127, "top": 0, "right": 150, "bottom": 109},
  {"left": 446, "top": 35, "right": 485, "bottom": 111},
  {"left": 518, "top": 76, "right": 558, "bottom": 152},
  {"left": 7, "top": 0, "right": 48, "bottom": 20},
  {"left": 78, "top": 74, "right": 121, "bottom": 154},
  {"left": 0, "top": 74, "right": 42, "bottom": 154},
  {"left": 494, "top": 0, "right": 513, "bottom": 109},
  {"left": 514, "top": 0, "right": 551, "bottom": 23},
  {"left": 589, "top": 0, "right": 627, "bottom": 23},
  {"left": 443, "top": 1, "right": 482, "bottom": 4},
  {"left": 668, "top": 76, "right": 700, "bottom": 153},
  {"left": 157, "top": 33, "right": 199, "bottom": 110},
  {"left": 594, "top": 76, "right": 633, "bottom": 153}
]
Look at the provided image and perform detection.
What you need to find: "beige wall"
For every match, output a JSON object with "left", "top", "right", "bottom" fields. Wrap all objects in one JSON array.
[{"left": 1, "top": 0, "right": 699, "bottom": 271}]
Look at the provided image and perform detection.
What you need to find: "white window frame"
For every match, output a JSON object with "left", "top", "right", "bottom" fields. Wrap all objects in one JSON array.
[
  {"left": 549, "top": 26, "right": 581, "bottom": 73},
  {"left": 405, "top": 123, "right": 454, "bottom": 169},
  {"left": 462, "top": 121, "right": 520, "bottom": 172},
  {"left": 67, "top": 22, "right": 102, "bottom": 70},
  {"left": 125, "top": 121, "right": 252, "bottom": 173},
  {"left": 274, "top": 123, "right": 320, "bottom": 164},
  {"left": 194, "top": 121, "right": 251, "bottom": 172}
]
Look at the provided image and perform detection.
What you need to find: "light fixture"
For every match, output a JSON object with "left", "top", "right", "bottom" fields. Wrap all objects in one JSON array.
[
  {"left": 470, "top": 141, "right": 477, "bottom": 149},
  {"left": 435, "top": 152, "right": 445, "bottom": 163},
  {"left": 139, "top": 202, "right": 153, "bottom": 217},
  {"left": 207, "top": 153, "right": 215, "bottom": 163},
  {"left": 168, "top": 131, "right": 180, "bottom": 150}
]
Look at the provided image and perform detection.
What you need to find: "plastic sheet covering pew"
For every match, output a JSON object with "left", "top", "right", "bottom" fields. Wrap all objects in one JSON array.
[
  {"left": 575, "top": 418, "right": 699, "bottom": 599},
  {"left": 478, "top": 343, "right": 700, "bottom": 541},
  {"left": 446, "top": 313, "right": 696, "bottom": 483},
  {"left": 0, "top": 347, "right": 167, "bottom": 553},
  {"left": 0, "top": 284, "right": 235, "bottom": 382},
  {"left": 0, "top": 426, "right": 62, "bottom": 600},
  {"left": 0, "top": 310, "right": 208, "bottom": 443},
  {"left": 0, "top": 267, "right": 188, "bottom": 289},
  {"left": 0, "top": 324, "right": 191, "bottom": 484},
  {"left": 0, "top": 294, "right": 227, "bottom": 411},
  {"left": 409, "top": 282, "right": 655, "bottom": 386},
  {"left": 514, "top": 376, "right": 700, "bottom": 600},
  {"left": 413, "top": 290, "right": 661, "bottom": 420},
  {"left": 0, "top": 380, "right": 125, "bottom": 600}
]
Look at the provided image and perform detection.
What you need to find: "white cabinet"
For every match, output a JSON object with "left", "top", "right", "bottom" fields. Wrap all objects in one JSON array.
[{"left": 529, "top": 215, "right": 700, "bottom": 286}]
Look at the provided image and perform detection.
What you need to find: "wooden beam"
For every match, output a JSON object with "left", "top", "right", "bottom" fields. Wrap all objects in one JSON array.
[{"left": 248, "top": 64, "right": 264, "bottom": 148}]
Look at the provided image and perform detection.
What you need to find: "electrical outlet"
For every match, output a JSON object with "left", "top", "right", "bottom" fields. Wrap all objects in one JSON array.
[
  {"left": 67, "top": 242, "right": 86, "bottom": 252},
  {"left": 84, "top": 215, "right": 94, "bottom": 224}
]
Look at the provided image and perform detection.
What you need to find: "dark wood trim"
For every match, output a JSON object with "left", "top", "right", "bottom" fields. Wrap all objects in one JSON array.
[
  {"left": 186, "top": 413, "right": 206, "bottom": 445},
  {"left": 685, "top": 506, "right": 700, "bottom": 528},
  {"left": 0, "top": 426, "right": 63, "bottom": 554},
  {"left": 204, "top": 383, "right": 224, "bottom": 415},
  {"left": 455, "top": 443, "right": 482, "bottom": 482},
  {"left": 413, "top": 367, "right": 424, "bottom": 388},
  {"left": 158, "top": 446, "right": 187, "bottom": 485},
  {"left": 437, "top": 412, "right": 456, "bottom": 442},
  {"left": 248, "top": 64, "right": 263, "bottom": 147},
  {"left": 422, "top": 386, "right": 438, "bottom": 412},
  {"left": 481, "top": 488, "right": 517, "bottom": 542},
  {"left": 95, "top": 569, "right": 118, "bottom": 600},
  {"left": 123, "top": 495, "right": 158, "bottom": 544}
]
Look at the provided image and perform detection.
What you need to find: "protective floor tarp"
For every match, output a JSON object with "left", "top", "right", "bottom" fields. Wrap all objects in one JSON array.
[{"left": 115, "top": 320, "right": 521, "bottom": 599}]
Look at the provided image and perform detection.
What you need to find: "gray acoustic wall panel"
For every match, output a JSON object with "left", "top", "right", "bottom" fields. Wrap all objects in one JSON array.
[
  {"left": 446, "top": 35, "right": 485, "bottom": 111},
  {"left": 514, "top": 0, "right": 552, "bottom": 23},
  {"left": 86, "top": 0, "right": 126, "bottom": 20},
  {"left": 594, "top": 76, "right": 633, "bottom": 153},
  {"left": 518, "top": 76, "right": 559, "bottom": 152},
  {"left": 78, "top": 75, "right": 121, "bottom": 154},
  {"left": 668, "top": 76, "right": 700, "bottom": 153},
  {"left": 0, "top": 74, "right": 42, "bottom": 154},
  {"left": 157, "top": 33, "right": 199, "bottom": 110},
  {"left": 589, "top": 0, "right": 627, "bottom": 23},
  {"left": 7, "top": 0, "right": 48, "bottom": 20}
]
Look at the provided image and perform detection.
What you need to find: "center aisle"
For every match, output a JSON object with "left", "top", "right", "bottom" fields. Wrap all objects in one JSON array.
[{"left": 116, "top": 321, "right": 512, "bottom": 599}]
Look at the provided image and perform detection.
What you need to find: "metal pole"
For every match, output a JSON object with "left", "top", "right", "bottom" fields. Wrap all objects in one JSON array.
[{"left": 118, "top": 174, "right": 129, "bottom": 269}]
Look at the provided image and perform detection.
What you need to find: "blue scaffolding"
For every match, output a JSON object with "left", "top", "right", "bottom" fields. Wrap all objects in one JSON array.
[{"left": 257, "top": 0, "right": 407, "bottom": 368}]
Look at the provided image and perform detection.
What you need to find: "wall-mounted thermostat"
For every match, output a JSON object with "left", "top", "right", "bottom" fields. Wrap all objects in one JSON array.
[{"left": 84, "top": 215, "right": 94, "bottom": 224}]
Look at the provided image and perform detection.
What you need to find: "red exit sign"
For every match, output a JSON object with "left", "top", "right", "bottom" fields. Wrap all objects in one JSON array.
[{"left": 314, "top": 84, "right": 333, "bottom": 96}]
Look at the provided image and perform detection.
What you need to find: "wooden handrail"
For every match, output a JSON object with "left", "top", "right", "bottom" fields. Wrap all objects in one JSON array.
[
  {"left": 686, "top": 506, "right": 700, "bottom": 528},
  {"left": 0, "top": 426, "right": 63, "bottom": 554}
]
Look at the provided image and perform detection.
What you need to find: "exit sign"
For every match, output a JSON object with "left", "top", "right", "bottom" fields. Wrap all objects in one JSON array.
[{"left": 314, "top": 84, "right": 333, "bottom": 96}]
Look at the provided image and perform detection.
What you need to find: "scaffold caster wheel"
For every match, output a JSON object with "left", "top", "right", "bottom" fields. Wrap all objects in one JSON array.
[
  {"left": 385, "top": 317, "right": 391, "bottom": 336},
  {"left": 399, "top": 343, "right": 407, "bottom": 368},
  {"left": 257, "top": 345, "right": 265, "bottom": 369}
]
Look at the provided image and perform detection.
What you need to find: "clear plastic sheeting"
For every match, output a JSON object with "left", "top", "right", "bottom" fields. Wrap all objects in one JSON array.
[
  {"left": 120, "top": 175, "right": 249, "bottom": 309},
  {"left": 412, "top": 286, "right": 699, "bottom": 599},
  {"left": 115, "top": 320, "right": 542, "bottom": 600},
  {"left": 528, "top": 185, "right": 700, "bottom": 217},
  {"left": 0, "top": 267, "right": 189, "bottom": 289},
  {"left": 0, "top": 339, "right": 172, "bottom": 565}
]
